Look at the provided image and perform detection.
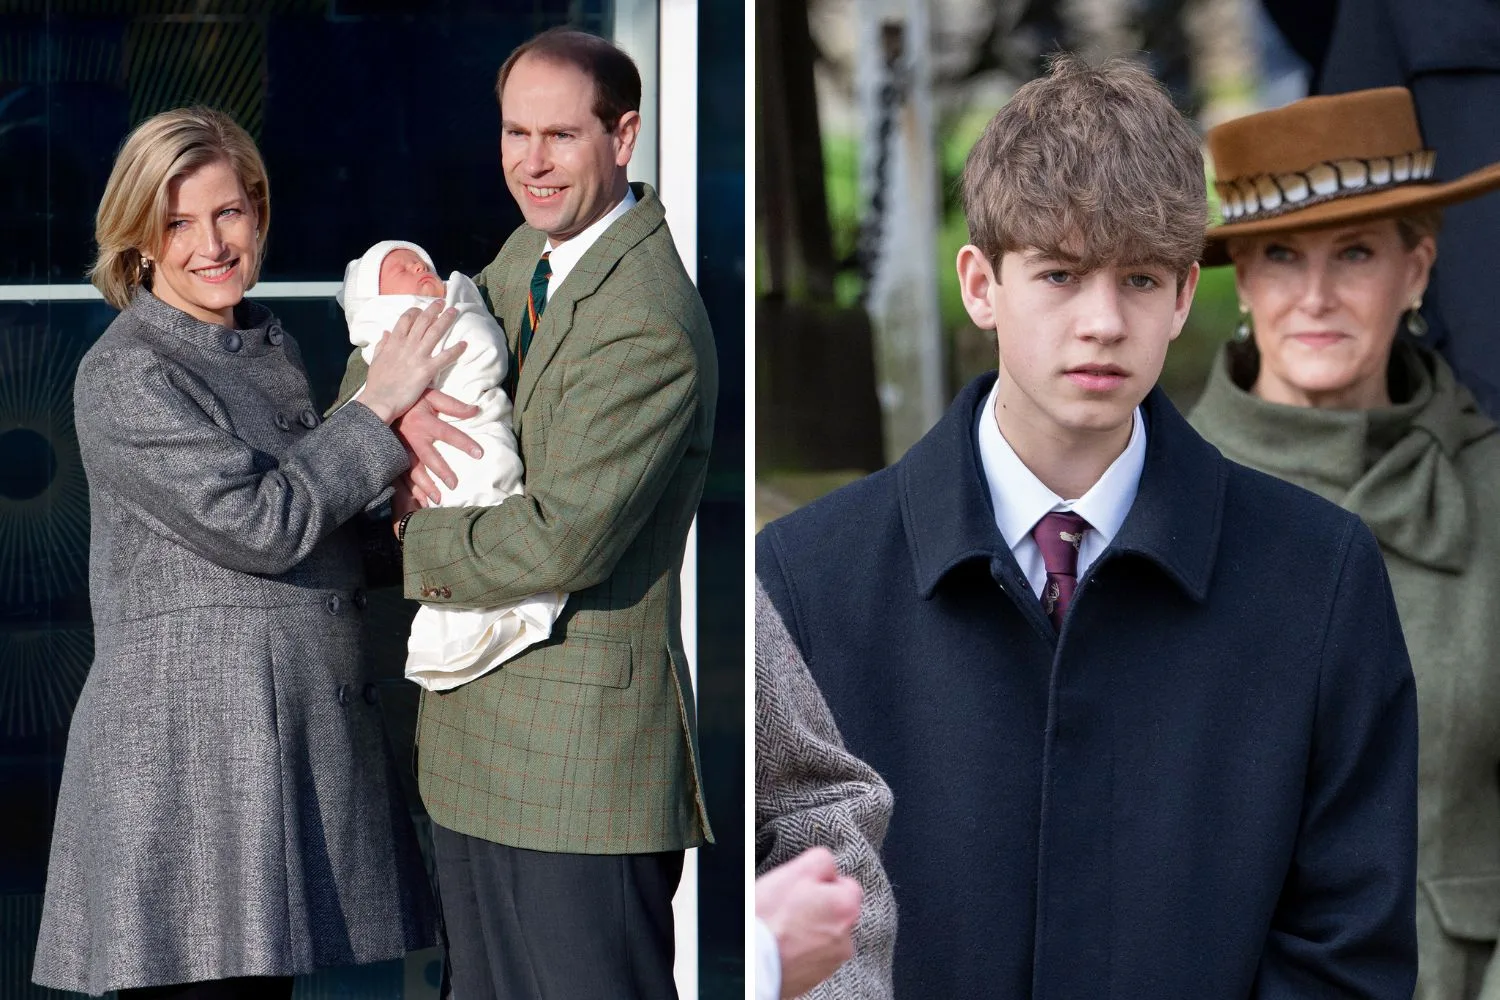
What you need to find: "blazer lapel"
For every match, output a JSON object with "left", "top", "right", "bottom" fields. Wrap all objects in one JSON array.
[
  {"left": 499, "top": 230, "right": 545, "bottom": 359},
  {"left": 514, "top": 183, "right": 666, "bottom": 414}
]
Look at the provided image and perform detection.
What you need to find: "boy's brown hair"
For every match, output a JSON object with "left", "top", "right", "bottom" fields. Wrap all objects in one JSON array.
[{"left": 960, "top": 54, "right": 1206, "bottom": 280}]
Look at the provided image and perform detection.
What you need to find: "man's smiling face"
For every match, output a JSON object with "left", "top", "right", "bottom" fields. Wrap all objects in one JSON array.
[{"left": 499, "top": 54, "right": 638, "bottom": 245}]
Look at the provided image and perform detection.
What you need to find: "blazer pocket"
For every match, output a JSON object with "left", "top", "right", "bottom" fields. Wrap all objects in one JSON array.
[
  {"left": 1421, "top": 873, "right": 1500, "bottom": 942},
  {"left": 504, "top": 632, "right": 632, "bottom": 689}
]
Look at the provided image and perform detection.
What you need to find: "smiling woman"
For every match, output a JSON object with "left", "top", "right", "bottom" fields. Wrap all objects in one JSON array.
[
  {"left": 31, "top": 106, "right": 464, "bottom": 999},
  {"left": 87, "top": 109, "right": 269, "bottom": 317},
  {"left": 148, "top": 160, "right": 261, "bottom": 325}
]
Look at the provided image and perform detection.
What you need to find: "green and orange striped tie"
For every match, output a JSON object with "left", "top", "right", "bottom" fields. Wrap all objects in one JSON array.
[{"left": 517, "top": 251, "right": 552, "bottom": 373}]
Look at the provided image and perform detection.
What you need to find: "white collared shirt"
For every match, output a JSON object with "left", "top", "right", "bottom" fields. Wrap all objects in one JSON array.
[
  {"left": 975, "top": 379, "right": 1147, "bottom": 600},
  {"left": 543, "top": 186, "right": 638, "bottom": 291},
  {"left": 754, "top": 918, "right": 780, "bottom": 1000}
]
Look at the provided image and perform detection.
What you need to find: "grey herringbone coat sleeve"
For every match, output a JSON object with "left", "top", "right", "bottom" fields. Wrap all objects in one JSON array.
[
  {"left": 80, "top": 341, "right": 398, "bottom": 576},
  {"left": 755, "top": 580, "right": 897, "bottom": 1000}
]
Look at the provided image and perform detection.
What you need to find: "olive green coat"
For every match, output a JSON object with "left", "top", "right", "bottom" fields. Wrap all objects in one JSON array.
[
  {"left": 336, "top": 184, "right": 716, "bottom": 853},
  {"left": 1191, "top": 342, "right": 1500, "bottom": 1000}
]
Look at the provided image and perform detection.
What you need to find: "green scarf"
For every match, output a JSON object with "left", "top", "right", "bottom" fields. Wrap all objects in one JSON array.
[{"left": 1188, "top": 341, "right": 1496, "bottom": 573}]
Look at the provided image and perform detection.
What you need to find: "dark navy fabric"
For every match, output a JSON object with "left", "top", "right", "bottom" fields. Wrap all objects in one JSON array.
[
  {"left": 1316, "top": 0, "right": 1500, "bottom": 418},
  {"left": 757, "top": 372, "right": 1418, "bottom": 1000}
]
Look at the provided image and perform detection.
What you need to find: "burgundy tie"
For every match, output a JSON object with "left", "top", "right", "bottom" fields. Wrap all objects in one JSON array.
[{"left": 1031, "top": 511, "right": 1092, "bottom": 630}]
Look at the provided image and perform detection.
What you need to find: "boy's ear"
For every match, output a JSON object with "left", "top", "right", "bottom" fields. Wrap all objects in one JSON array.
[
  {"left": 956, "top": 245, "right": 999, "bottom": 330},
  {"left": 1169, "top": 261, "right": 1201, "bottom": 342}
]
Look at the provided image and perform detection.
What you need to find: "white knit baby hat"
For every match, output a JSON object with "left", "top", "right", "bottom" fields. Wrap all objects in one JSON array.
[{"left": 335, "top": 239, "right": 437, "bottom": 322}]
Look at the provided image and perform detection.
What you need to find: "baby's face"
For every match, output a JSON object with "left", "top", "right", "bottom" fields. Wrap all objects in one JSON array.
[{"left": 379, "top": 249, "right": 445, "bottom": 297}]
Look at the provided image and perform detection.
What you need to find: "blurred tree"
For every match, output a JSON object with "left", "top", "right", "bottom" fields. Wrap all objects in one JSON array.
[
  {"left": 756, "top": 0, "right": 885, "bottom": 473},
  {"left": 759, "top": 0, "right": 836, "bottom": 300}
]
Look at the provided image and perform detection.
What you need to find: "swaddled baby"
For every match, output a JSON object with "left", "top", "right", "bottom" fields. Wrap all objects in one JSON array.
[{"left": 338, "top": 240, "right": 566, "bottom": 690}]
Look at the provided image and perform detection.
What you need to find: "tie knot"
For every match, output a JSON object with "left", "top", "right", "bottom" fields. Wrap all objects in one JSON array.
[
  {"left": 534, "top": 252, "right": 552, "bottom": 281},
  {"left": 1032, "top": 511, "right": 1092, "bottom": 576}
]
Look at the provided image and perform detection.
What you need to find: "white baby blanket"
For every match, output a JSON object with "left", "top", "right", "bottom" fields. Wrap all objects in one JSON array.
[{"left": 340, "top": 241, "right": 566, "bottom": 690}]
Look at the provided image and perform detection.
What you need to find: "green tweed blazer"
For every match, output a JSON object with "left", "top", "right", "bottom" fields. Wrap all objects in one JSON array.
[{"left": 335, "top": 184, "right": 717, "bottom": 853}]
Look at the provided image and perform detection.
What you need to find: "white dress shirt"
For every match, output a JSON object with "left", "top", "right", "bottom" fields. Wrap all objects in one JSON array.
[
  {"left": 544, "top": 185, "right": 638, "bottom": 291},
  {"left": 755, "top": 917, "right": 781, "bottom": 1000},
  {"left": 975, "top": 379, "right": 1147, "bottom": 600}
]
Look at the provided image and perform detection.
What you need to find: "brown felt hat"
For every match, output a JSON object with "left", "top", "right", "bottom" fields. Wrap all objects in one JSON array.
[{"left": 1202, "top": 87, "right": 1500, "bottom": 266}]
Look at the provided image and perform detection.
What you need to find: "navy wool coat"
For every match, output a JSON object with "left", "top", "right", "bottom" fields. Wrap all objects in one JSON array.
[{"left": 757, "top": 373, "right": 1418, "bottom": 1000}]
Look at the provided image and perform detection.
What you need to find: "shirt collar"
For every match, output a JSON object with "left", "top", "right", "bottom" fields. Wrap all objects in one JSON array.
[
  {"left": 975, "top": 378, "right": 1146, "bottom": 552},
  {"left": 902, "top": 374, "right": 1223, "bottom": 604},
  {"left": 544, "top": 186, "right": 638, "bottom": 290}
]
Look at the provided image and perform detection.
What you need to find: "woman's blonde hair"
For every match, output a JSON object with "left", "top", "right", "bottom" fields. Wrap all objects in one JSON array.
[{"left": 91, "top": 107, "right": 270, "bottom": 310}]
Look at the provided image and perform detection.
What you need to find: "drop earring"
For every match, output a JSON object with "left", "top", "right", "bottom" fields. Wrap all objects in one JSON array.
[
  {"left": 1405, "top": 295, "right": 1428, "bottom": 337},
  {"left": 1233, "top": 302, "right": 1253, "bottom": 342}
]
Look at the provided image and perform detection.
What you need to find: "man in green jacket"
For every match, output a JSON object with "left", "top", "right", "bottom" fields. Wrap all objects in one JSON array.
[{"left": 334, "top": 27, "right": 716, "bottom": 999}]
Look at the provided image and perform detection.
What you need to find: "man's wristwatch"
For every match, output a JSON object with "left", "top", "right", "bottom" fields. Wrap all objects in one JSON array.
[{"left": 396, "top": 510, "right": 417, "bottom": 546}]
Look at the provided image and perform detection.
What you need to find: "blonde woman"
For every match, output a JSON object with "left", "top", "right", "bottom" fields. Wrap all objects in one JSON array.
[
  {"left": 1191, "top": 87, "right": 1500, "bottom": 1000},
  {"left": 32, "top": 107, "right": 458, "bottom": 999}
]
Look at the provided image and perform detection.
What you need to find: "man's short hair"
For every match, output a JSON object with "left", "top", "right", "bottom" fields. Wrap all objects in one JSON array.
[
  {"left": 960, "top": 54, "right": 1206, "bottom": 279},
  {"left": 496, "top": 27, "right": 641, "bottom": 132}
]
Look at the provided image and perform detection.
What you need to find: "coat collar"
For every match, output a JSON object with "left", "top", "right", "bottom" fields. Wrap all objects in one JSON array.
[
  {"left": 513, "top": 182, "right": 665, "bottom": 413},
  {"left": 127, "top": 285, "right": 282, "bottom": 358},
  {"left": 902, "top": 373, "right": 1224, "bottom": 604},
  {"left": 1190, "top": 341, "right": 1495, "bottom": 572}
]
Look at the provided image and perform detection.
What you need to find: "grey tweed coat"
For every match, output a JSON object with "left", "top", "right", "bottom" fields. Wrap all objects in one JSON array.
[
  {"left": 755, "top": 580, "right": 896, "bottom": 999},
  {"left": 32, "top": 289, "right": 438, "bottom": 995}
]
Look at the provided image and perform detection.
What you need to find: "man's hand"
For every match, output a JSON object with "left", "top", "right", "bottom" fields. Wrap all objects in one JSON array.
[
  {"left": 394, "top": 387, "right": 482, "bottom": 505},
  {"left": 755, "top": 847, "right": 862, "bottom": 998}
]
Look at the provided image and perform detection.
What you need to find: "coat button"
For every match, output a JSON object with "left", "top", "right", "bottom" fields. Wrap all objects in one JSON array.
[
  {"left": 362, "top": 682, "right": 380, "bottom": 705},
  {"left": 274, "top": 412, "right": 290, "bottom": 431},
  {"left": 437, "top": 586, "right": 452, "bottom": 599},
  {"left": 352, "top": 588, "right": 367, "bottom": 610},
  {"left": 267, "top": 323, "right": 284, "bottom": 346},
  {"left": 420, "top": 586, "right": 435, "bottom": 599},
  {"left": 299, "top": 408, "right": 319, "bottom": 429},
  {"left": 325, "top": 594, "right": 342, "bottom": 615},
  {"left": 223, "top": 331, "right": 242, "bottom": 353},
  {"left": 337, "top": 683, "right": 352, "bottom": 706}
]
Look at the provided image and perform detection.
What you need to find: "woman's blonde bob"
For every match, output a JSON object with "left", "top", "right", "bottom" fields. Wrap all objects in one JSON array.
[{"left": 91, "top": 106, "right": 270, "bottom": 310}]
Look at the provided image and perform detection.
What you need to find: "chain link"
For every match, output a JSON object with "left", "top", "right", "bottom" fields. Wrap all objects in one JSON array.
[{"left": 857, "top": 21, "right": 909, "bottom": 304}]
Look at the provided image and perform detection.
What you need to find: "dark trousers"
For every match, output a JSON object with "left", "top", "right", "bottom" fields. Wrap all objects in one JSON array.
[
  {"left": 118, "top": 977, "right": 294, "bottom": 1000},
  {"left": 431, "top": 822, "right": 683, "bottom": 1000}
]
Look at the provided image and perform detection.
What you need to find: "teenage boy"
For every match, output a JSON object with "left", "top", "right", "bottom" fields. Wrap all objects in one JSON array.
[{"left": 756, "top": 56, "right": 1417, "bottom": 999}]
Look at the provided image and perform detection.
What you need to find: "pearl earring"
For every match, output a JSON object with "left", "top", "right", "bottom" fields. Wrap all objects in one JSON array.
[
  {"left": 1405, "top": 296, "right": 1428, "bottom": 337},
  {"left": 1233, "top": 302, "right": 1253, "bottom": 342}
]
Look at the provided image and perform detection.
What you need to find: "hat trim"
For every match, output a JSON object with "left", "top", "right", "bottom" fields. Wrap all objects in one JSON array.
[{"left": 1217, "top": 149, "right": 1436, "bottom": 222}]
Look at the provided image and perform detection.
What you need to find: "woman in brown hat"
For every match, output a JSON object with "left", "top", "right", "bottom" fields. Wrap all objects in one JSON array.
[{"left": 1189, "top": 87, "right": 1500, "bottom": 1000}]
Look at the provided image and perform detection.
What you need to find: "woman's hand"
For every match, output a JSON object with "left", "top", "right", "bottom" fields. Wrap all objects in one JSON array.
[{"left": 360, "top": 301, "right": 466, "bottom": 425}]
